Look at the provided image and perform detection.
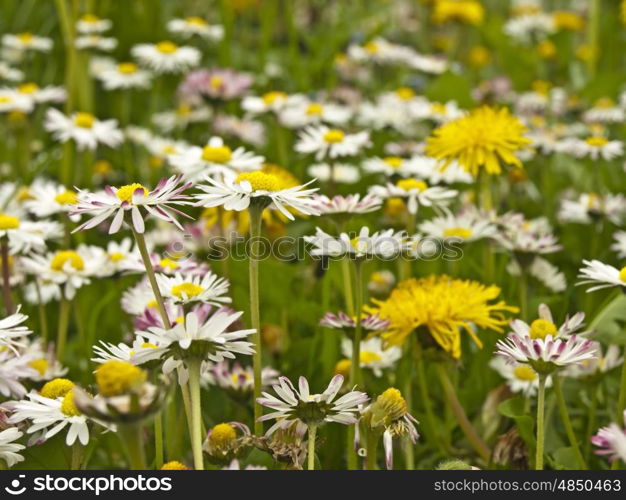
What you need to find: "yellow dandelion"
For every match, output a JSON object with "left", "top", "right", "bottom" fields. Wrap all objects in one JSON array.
[
  {"left": 367, "top": 275, "right": 518, "bottom": 359},
  {"left": 425, "top": 106, "right": 531, "bottom": 177},
  {"left": 431, "top": 0, "right": 485, "bottom": 25}
]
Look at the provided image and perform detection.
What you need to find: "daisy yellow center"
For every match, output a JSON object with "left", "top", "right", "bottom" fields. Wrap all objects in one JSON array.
[
  {"left": 40, "top": 378, "right": 74, "bottom": 399},
  {"left": 360, "top": 351, "right": 382, "bottom": 364},
  {"left": 585, "top": 136, "right": 608, "bottom": 147},
  {"left": 117, "top": 62, "right": 138, "bottom": 74},
  {"left": 201, "top": 145, "right": 232, "bottom": 163},
  {"left": 384, "top": 197, "right": 406, "bottom": 216},
  {"left": 0, "top": 96, "right": 12, "bottom": 103},
  {"left": 370, "top": 272, "right": 388, "bottom": 285},
  {"left": 235, "top": 171, "right": 281, "bottom": 191},
  {"left": 161, "top": 461, "right": 189, "bottom": 470},
  {"left": 396, "top": 87, "right": 415, "bottom": 100},
  {"left": 108, "top": 252, "right": 125, "bottom": 262},
  {"left": 586, "top": 193, "right": 599, "bottom": 209},
  {"left": 116, "top": 183, "right": 148, "bottom": 203},
  {"left": 383, "top": 156, "right": 403, "bottom": 168},
  {"left": 595, "top": 97, "right": 614, "bottom": 109},
  {"left": 0, "top": 214, "right": 19, "bottom": 230},
  {"left": 262, "top": 91, "right": 286, "bottom": 105},
  {"left": 95, "top": 360, "right": 147, "bottom": 397},
  {"left": 619, "top": 266, "right": 626, "bottom": 283},
  {"left": 334, "top": 359, "right": 351, "bottom": 377},
  {"left": 54, "top": 190, "right": 78, "bottom": 205},
  {"left": 444, "top": 227, "right": 473, "bottom": 239},
  {"left": 208, "top": 423, "right": 237, "bottom": 447},
  {"left": 147, "top": 299, "right": 158, "bottom": 309},
  {"left": 51, "top": 251, "right": 84, "bottom": 271},
  {"left": 377, "top": 388, "right": 408, "bottom": 420},
  {"left": 28, "top": 359, "right": 49, "bottom": 375},
  {"left": 61, "top": 390, "right": 81, "bottom": 417},
  {"left": 210, "top": 76, "right": 223, "bottom": 88},
  {"left": 364, "top": 41, "right": 378, "bottom": 53},
  {"left": 306, "top": 103, "right": 324, "bottom": 115},
  {"left": 159, "top": 258, "right": 179, "bottom": 270},
  {"left": 230, "top": 372, "right": 251, "bottom": 384},
  {"left": 18, "top": 32, "right": 33, "bottom": 43},
  {"left": 176, "top": 104, "right": 191, "bottom": 116},
  {"left": 513, "top": 365, "right": 537, "bottom": 381},
  {"left": 17, "top": 187, "right": 33, "bottom": 201},
  {"left": 531, "top": 80, "right": 551, "bottom": 95},
  {"left": 18, "top": 82, "right": 39, "bottom": 94},
  {"left": 185, "top": 16, "right": 207, "bottom": 26},
  {"left": 323, "top": 129, "right": 345, "bottom": 143},
  {"left": 529, "top": 318, "right": 557, "bottom": 340},
  {"left": 81, "top": 13, "right": 100, "bottom": 23},
  {"left": 156, "top": 41, "right": 178, "bottom": 54},
  {"left": 171, "top": 282, "right": 203, "bottom": 298},
  {"left": 74, "top": 112, "right": 95, "bottom": 129},
  {"left": 396, "top": 178, "right": 427, "bottom": 192}
]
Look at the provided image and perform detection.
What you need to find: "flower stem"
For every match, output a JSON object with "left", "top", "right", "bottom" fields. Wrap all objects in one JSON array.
[
  {"left": 553, "top": 376, "right": 586, "bottom": 469},
  {"left": 584, "top": 383, "right": 598, "bottom": 459},
  {"left": 56, "top": 297, "right": 71, "bottom": 360},
  {"left": 617, "top": 351, "right": 626, "bottom": 422},
  {"left": 349, "top": 260, "right": 363, "bottom": 388},
  {"left": 536, "top": 374, "right": 547, "bottom": 470},
  {"left": 154, "top": 412, "right": 164, "bottom": 469},
  {"left": 119, "top": 423, "right": 146, "bottom": 470},
  {"left": 187, "top": 358, "right": 204, "bottom": 470},
  {"left": 340, "top": 258, "right": 354, "bottom": 316},
  {"left": 70, "top": 442, "right": 83, "bottom": 470},
  {"left": 365, "top": 430, "right": 379, "bottom": 470},
  {"left": 307, "top": 424, "right": 317, "bottom": 470},
  {"left": 34, "top": 281, "right": 48, "bottom": 342},
  {"left": 416, "top": 356, "right": 447, "bottom": 454},
  {"left": 435, "top": 362, "right": 490, "bottom": 462},
  {"left": 518, "top": 266, "right": 528, "bottom": 321},
  {"left": 0, "top": 238, "right": 14, "bottom": 315},
  {"left": 248, "top": 205, "right": 264, "bottom": 435}
]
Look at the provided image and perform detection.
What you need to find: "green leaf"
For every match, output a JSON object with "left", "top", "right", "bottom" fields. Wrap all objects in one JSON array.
[
  {"left": 497, "top": 397, "right": 536, "bottom": 453},
  {"left": 589, "top": 293, "right": 626, "bottom": 345},
  {"left": 425, "top": 71, "right": 475, "bottom": 108}
]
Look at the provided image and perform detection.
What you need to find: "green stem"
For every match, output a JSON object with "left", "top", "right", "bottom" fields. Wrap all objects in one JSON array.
[
  {"left": 553, "top": 376, "right": 586, "bottom": 469},
  {"left": 617, "top": 351, "right": 626, "bottom": 421},
  {"left": 248, "top": 206, "right": 264, "bottom": 435},
  {"left": 479, "top": 170, "right": 492, "bottom": 212},
  {"left": 536, "top": 374, "right": 547, "bottom": 470},
  {"left": 187, "top": 359, "right": 204, "bottom": 470},
  {"left": 1, "top": 239, "right": 14, "bottom": 315},
  {"left": 518, "top": 266, "right": 528, "bottom": 321},
  {"left": 584, "top": 383, "right": 598, "bottom": 459},
  {"left": 416, "top": 355, "right": 447, "bottom": 454},
  {"left": 119, "top": 423, "right": 146, "bottom": 470},
  {"left": 307, "top": 424, "right": 317, "bottom": 471},
  {"left": 56, "top": 297, "right": 71, "bottom": 360},
  {"left": 349, "top": 261, "right": 363, "bottom": 387},
  {"left": 586, "top": 0, "right": 600, "bottom": 77},
  {"left": 366, "top": 430, "right": 379, "bottom": 470},
  {"left": 402, "top": 340, "right": 415, "bottom": 469},
  {"left": 340, "top": 258, "right": 354, "bottom": 316},
  {"left": 435, "top": 363, "right": 490, "bottom": 462},
  {"left": 34, "top": 281, "right": 48, "bottom": 342},
  {"left": 154, "top": 412, "right": 164, "bottom": 469},
  {"left": 70, "top": 442, "right": 83, "bottom": 470}
]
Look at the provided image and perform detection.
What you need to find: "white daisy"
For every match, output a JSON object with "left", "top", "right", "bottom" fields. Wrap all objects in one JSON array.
[
  {"left": 169, "top": 136, "right": 264, "bottom": 182},
  {"left": 12, "top": 82, "right": 66, "bottom": 105},
  {"left": 2, "top": 32, "right": 53, "bottom": 53},
  {"left": 489, "top": 356, "right": 551, "bottom": 396},
  {"left": 44, "top": 108, "right": 123, "bottom": 151},
  {"left": 152, "top": 104, "right": 211, "bottom": 134},
  {"left": 241, "top": 91, "right": 293, "bottom": 115},
  {"left": 311, "top": 194, "right": 382, "bottom": 216},
  {"left": 138, "top": 310, "right": 256, "bottom": 385},
  {"left": 156, "top": 271, "right": 231, "bottom": 306},
  {"left": 495, "top": 212, "right": 561, "bottom": 254},
  {"left": 0, "top": 306, "right": 32, "bottom": 354},
  {"left": 21, "top": 247, "right": 102, "bottom": 300},
  {"left": 368, "top": 178, "right": 457, "bottom": 215},
  {"left": 583, "top": 99, "right": 625, "bottom": 124},
  {"left": 76, "top": 14, "right": 113, "bottom": 34},
  {"left": 340, "top": 337, "right": 401, "bottom": 377},
  {"left": 577, "top": 259, "right": 626, "bottom": 292},
  {"left": 278, "top": 99, "right": 352, "bottom": 128},
  {"left": 419, "top": 210, "right": 497, "bottom": 243},
  {"left": 0, "top": 427, "right": 25, "bottom": 467},
  {"left": 131, "top": 41, "right": 200, "bottom": 74},
  {"left": 96, "top": 62, "right": 152, "bottom": 90},
  {"left": 556, "top": 136, "right": 624, "bottom": 161},
  {"left": 207, "top": 361, "right": 280, "bottom": 395},
  {"left": 295, "top": 125, "right": 371, "bottom": 161},
  {"left": 22, "top": 181, "right": 80, "bottom": 219},
  {"left": 0, "top": 89, "right": 34, "bottom": 114},
  {"left": 0, "top": 213, "right": 62, "bottom": 254},
  {"left": 306, "top": 163, "right": 360, "bottom": 184},
  {"left": 591, "top": 411, "right": 626, "bottom": 463},
  {"left": 257, "top": 375, "right": 369, "bottom": 436},
  {"left": 75, "top": 35, "right": 118, "bottom": 52},
  {"left": 611, "top": 231, "right": 626, "bottom": 259},
  {"left": 0, "top": 61, "right": 23, "bottom": 82},
  {"left": 558, "top": 192, "right": 625, "bottom": 226},
  {"left": 562, "top": 343, "right": 622, "bottom": 379},
  {"left": 71, "top": 175, "right": 192, "bottom": 234},
  {"left": 166, "top": 17, "right": 224, "bottom": 41},
  {"left": 319, "top": 311, "right": 390, "bottom": 332},
  {"left": 304, "top": 226, "right": 412, "bottom": 260},
  {"left": 194, "top": 171, "right": 319, "bottom": 220},
  {"left": 9, "top": 389, "right": 93, "bottom": 446}
]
